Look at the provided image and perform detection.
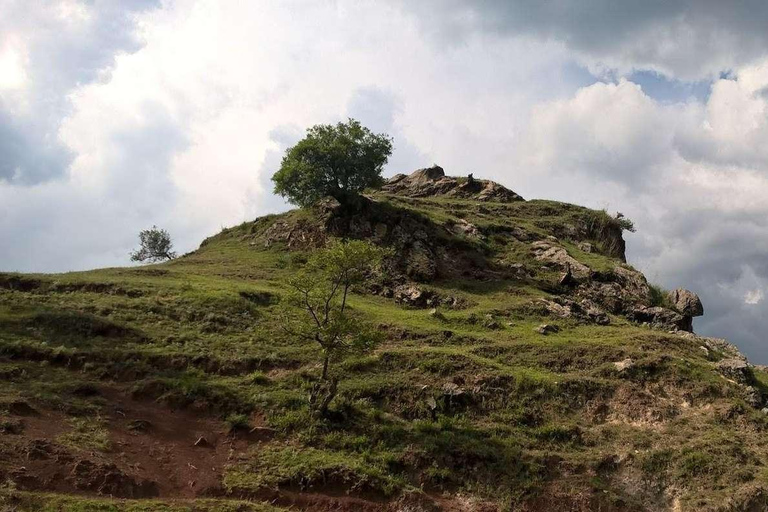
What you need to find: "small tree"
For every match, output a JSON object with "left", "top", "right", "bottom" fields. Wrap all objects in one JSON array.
[
  {"left": 130, "top": 226, "right": 177, "bottom": 262},
  {"left": 272, "top": 118, "right": 393, "bottom": 207},
  {"left": 281, "top": 240, "right": 386, "bottom": 416}
]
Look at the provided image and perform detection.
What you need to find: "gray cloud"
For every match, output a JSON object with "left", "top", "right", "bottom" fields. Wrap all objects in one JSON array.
[
  {"left": 0, "top": 0, "right": 160, "bottom": 184},
  {"left": 403, "top": 0, "right": 768, "bottom": 80},
  {"left": 346, "top": 86, "right": 428, "bottom": 176},
  {"left": 0, "top": 102, "right": 188, "bottom": 272}
]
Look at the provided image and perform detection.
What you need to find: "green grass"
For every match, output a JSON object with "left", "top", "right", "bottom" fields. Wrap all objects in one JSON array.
[
  {"left": 224, "top": 443, "right": 405, "bottom": 496},
  {"left": 0, "top": 491, "right": 285, "bottom": 511},
  {"left": 57, "top": 416, "right": 111, "bottom": 452}
]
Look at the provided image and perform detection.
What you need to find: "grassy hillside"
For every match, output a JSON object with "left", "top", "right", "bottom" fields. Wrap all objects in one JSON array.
[{"left": 2, "top": 185, "right": 768, "bottom": 511}]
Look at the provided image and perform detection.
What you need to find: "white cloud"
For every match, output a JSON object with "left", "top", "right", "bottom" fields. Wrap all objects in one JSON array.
[
  {"left": 745, "top": 289, "right": 764, "bottom": 305},
  {"left": 0, "top": 36, "right": 26, "bottom": 91}
]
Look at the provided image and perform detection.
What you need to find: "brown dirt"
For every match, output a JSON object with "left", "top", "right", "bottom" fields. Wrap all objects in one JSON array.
[
  {"left": 0, "top": 387, "right": 263, "bottom": 499},
  {"left": 100, "top": 387, "right": 258, "bottom": 497},
  {"left": 0, "top": 389, "right": 508, "bottom": 510}
]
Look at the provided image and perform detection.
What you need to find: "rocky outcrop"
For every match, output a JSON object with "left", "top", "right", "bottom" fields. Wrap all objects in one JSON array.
[
  {"left": 626, "top": 306, "right": 687, "bottom": 331},
  {"left": 382, "top": 166, "right": 524, "bottom": 203},
  {"left": 668, "top": 288, "right": 704, "bottom": 331},
  {"left": 575, "top": 266, "right": 651, "bottom": 316},
  {"left": 538, "top": 297, "right": 610, "bottom": 325}
]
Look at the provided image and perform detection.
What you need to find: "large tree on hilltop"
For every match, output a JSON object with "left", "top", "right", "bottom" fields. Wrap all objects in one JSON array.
[{"left": 272, "top": 118, "right": 393, "bottom": 207}]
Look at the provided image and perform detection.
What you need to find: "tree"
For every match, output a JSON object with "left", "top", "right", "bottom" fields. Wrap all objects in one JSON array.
[
  {"left": 130, "top": 226, "right": 177, "bottom": 262},
  {"left": 272, "top": 118, "right": 393, "bottom": 207},
  {"left": 281, "top": 240, "right": 386, "bottom": 416}
]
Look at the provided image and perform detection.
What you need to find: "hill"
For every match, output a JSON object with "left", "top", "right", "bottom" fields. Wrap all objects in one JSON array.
[{"left": 2, "top": 167, "right": 768, "bottom": 511}]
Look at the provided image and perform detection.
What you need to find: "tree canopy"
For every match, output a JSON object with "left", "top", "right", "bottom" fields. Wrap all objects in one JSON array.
[
  {"left": 272, "top": 118, "right": 393, "bottom": 207},
  {"left": 130, "top": 226, "right": 176, "bottom": 263}
]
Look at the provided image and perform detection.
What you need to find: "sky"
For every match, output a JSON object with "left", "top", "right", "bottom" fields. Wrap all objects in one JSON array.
[{"left": 2, "top": 1, "right": 768, "bottom": 362}]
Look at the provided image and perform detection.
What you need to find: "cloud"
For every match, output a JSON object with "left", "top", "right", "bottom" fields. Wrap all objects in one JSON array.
[
  {"left": 0, "top": 0, "right": 160, "bottom": 184},
  {"left": 403, "top": 0, "right": 768, "bottom": 81},
  {"left": 745, "top": 289, "right": 764, "bottom": 305}
]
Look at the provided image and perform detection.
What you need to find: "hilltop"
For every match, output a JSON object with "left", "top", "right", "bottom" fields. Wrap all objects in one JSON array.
[{"left": 1, "top": 167, "right": 768, "bottom": 511}]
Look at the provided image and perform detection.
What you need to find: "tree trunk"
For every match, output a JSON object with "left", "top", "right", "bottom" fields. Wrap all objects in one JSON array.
[
  {"left": 318, "top": 378, "right": 338, "bottom": 417},
  {"left": 321, "top": 353, "right": 330, "bottom": 381}
]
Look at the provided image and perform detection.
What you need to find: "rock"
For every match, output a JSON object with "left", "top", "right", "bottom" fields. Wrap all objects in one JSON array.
[
  {"left": 700, "top": 336, "right": 748, "bottom": 362},
  {"left": 717, "top": 358, "right": 752, "bottom": 384},
  {"left": 476, "top": 180, "right": 524, "bottom": 202},
  {"left": 394, "top": 285, "right": 435, "bottom": 308},
  {"left": 386, "top": 173, "right": 407, "bottom": 185},
  {"left": 610, "top": 266, "right": 652, "bottom": 303},
  {"left": 405, "top": 240, "right": 437, "bottom": 281},
  {"left": 559, "top": 263, "right": 578, "bottom": 287},
  {"left": 745, "top": 386, "right": 764, "bottom": 408},
  {"left": 127, "top": 419, "right": 152, "bottom": 432},
  {"left": 585, "top": 305, "right": 611, "bottom": 325},
  {"left": 482, "top": 314, "right": 500, "bottom": 329},
  {"left": 448, "top": 218, "right": 481, "bottom": 239},
  {"left": 441, "top": 382, "right": 465, "bottom": 397},
  {"left": 578, "top": 242, "right": 593, "bottom": 253},
  {"left": 627, "top": 306, "right": 686, "bottom": 331},
  {"left": 538, "top": 298, "right": 609, "bottom": 325},
  {"left": 613, "top": 358, "right": 635, "bottom": 372},
  {"left": 668, "top": 288, "right": 704, "bottom": 317},
  {"left": 536, "top": 324, "right": 560, "bottom": 335},
  {"left": 394, "top": 285, "right": 426, "bottom": 307},
  {"left": 428, "top": 308, "right": 446, "bottom": 321},
  {"left": 313, "top": 196, "right": 343, "bottom": 219},
  {"left": 193, "top": 436, "right": 212, "bottom": 448},
  {"left": 530, "top": 241, "right": 591, "bottom": 278}
]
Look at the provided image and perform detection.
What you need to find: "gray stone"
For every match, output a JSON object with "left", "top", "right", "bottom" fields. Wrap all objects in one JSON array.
[
  {"left": 613, "top": 358, "right": 635, "bottom": 372},
  {"left": 536, "top": 324, "right": 560, "bottom": 335},
  {"left": 668, "top": 288, "right": 704, "bottom": 317}
]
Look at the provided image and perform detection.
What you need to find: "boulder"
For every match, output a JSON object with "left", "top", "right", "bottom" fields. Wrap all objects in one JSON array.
[
  {"left": 394, "top": 285, "right": 432, "bottom": 308},
  {"left": 668, "top": 288, "right": 704, "bottom": 317},
  {"left": 536, "top": 324, "right": 560, "bottom": 335},
  {"left": 576, "top": 266, "right": 652, "bottom": 316}
]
